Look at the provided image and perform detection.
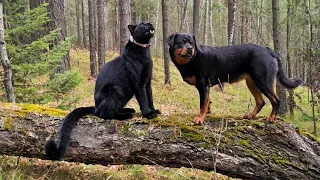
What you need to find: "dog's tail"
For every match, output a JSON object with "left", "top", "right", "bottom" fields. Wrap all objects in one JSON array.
[
  {"left": 267, "top": 47, "right": 302, "bottom": 89},
  {"left": 45, "top": 106, "right": 94, "bottom": 160}
]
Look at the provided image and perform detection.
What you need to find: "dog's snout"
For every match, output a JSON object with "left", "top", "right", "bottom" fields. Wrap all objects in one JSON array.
[{"left": 187, "top": 47, "right": 193, "bottom": 52}]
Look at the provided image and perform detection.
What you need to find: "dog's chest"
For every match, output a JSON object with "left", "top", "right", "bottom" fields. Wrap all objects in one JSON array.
[{"left": 183, "top": 76, "right": 197, "bottom": 86}]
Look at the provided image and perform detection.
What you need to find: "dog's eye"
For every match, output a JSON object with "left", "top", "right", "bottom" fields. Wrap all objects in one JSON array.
[
  {"left": 179, "top": 41, "right": 184, "bottom": 44},
  {"left": 190, "top": 42, "right": 194, "bottom": 45}
]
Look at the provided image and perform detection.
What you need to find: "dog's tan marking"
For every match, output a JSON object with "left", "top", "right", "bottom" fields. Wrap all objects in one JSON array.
[
  {"left": 245, "top": 76, "right": 265, "bottom": 119},
  {"left": 184, "top": 76, "right": 197, "bottom": 86},
  {"left": 174, "top": 48, "right": 194, "bottom": 65},
  {"left": 193, "top": 95, "right": 210, "bottom": 124}
]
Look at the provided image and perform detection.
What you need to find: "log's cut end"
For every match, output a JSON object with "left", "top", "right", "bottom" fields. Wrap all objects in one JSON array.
[{"left": 0, "top": 103, "right": 319, "bottom": 180}]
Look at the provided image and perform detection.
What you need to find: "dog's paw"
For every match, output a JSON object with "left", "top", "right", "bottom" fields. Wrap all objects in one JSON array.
[
  {"left": 193, "top": 116, "right": 205, "bottom": 125},
  {"left": 265, "top": 116, "right": 276, "bottom": 123},
  {"left": 143, "top": 111, "right": 158, "bottom": 119},
  {"left": 244, "top": 113, "right": 256, "bottom": 120},
  {"left": 153, "top": 109, "right": 161, "bottom": 114}
]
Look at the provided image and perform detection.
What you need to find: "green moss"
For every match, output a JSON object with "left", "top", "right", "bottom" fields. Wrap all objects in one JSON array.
[
  {"left": 3, "top": 117, "right": 14, "bottom": 131},
  {"left": 299, "top": 129, "right": 320, "bottom": 143},
  {"left": 239, "top": 139, "right": 249, "bottom": 147},
  {"left": 19, "top": 104, "right": 67, "bottom": 117},
  {"left": 272, "top": 155, "right": 291, "bottom": 165}
]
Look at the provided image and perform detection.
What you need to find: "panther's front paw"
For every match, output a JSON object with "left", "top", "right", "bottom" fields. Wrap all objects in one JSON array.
[{"left": 143, "top": 111, "right": 158, "bottom": 119}]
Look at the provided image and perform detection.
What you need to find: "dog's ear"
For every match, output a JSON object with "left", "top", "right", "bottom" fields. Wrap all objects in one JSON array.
[
  {"left": 192, "top": 34, "right": 200, "bottom": 50},
  {"left": 167, "top": 34, "right": 176, "bottom": 48},
  {"left": 128, "top": 25, "right": 136, "bottom": 35}
]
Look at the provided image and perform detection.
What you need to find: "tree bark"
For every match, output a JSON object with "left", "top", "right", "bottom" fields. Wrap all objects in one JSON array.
[
  {"left": 88, "top": 0, "right": 97, "bottom": 77},
  {"left": 50, "top": 0, "right": 70, "bottom": 73},
  {"left": 228, "top": 0, "right": 236, "bottom": 45},
  {"left": 97, "top": 0, "right": 106, "bottom": 72},
  {"left": 287, "top": 0, "right": 295, "bottom": 115},
  {"left": 208, "top": 0, "right": 214, "bottom": 46},
  {"left": 119, "top": 0, "right": 131, "bottom": 53},
  {"left": 81, "top": 0, "right": 87, "bottom": 48},
  {"left": 162, "top": 0, "right": 170, "bottom": 84},
  {"left": 202, "top": 0, "right": 208, "bottom": 45},
  {"left": 193, "top": 0, "right": 200, "bottom": 42},
  {"left": 0, "top": 106, "right": 319, "bottom": 180},
  {"left": 0, "top": 1, "right": 15, "bottom": 103},
  {"left": 29, "top": 0, "right": 70, "bottom": 73},
  {"left": 179, "top": 0, "right": 188, "bottom": 33},
  {"left": 272, "top": 0, "right": 288, "bottom": 115},
  {"left": 76, "top": 0, "right": 81, "bottom": 46}
]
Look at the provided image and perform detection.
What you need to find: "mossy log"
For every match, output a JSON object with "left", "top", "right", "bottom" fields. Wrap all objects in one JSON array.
[{"left": 0, "top": 104, "right": 320, "bottom": 179}]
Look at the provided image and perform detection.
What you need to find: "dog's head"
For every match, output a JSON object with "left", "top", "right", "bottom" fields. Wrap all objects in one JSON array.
[
  {"left": 128, "top": 22, "right": 155, "bottom": 44},
  {"left": 167, "top": 33, "right": 199, "bottom": 65}
]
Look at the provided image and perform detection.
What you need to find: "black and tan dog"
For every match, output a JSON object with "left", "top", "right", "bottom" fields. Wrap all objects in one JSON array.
[{"left": 167, "top": 33, "right": 302, "bottom": 124}]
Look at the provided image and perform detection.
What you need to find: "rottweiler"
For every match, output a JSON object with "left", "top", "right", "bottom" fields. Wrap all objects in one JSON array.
[
  {"left": 45, "top": 22, "right": 160, "bottom": 160},
  {"left": 167, "top": 33, "right": 302, "bottom": 124}
]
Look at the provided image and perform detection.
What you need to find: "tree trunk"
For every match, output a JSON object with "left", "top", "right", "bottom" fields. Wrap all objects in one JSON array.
[
  {"left": 119, "top": 0, "right": 131, "bottom": 53},
  {"left": 50, "top": 0, "right": 70, "bottom": 73},
  {"left": 0, "top": 106, "right": 320, "bottom": 180},
  {"left": 180, "top": 0, "right": 188, "bottom": 33},
  {"left": 97, "top": 0, "right": 106, "bottom": 72},
  {"left": 0, "top": 1, "right": 15, "bottom": 103},
  {"left": 76, "top": 0, "right": 81, "bottom": 46},
  {"left": 202, "top": 0, "right": 208, "bottom": 45},
  {"left": 228, "top": 0, "right": 237, "bottom": 45},
  {"left": 162, "top": 0, "right": 170, "bottom": 84},
  {"left": 88, "top": 0, "right": 97, "bottom": 77},
  {"left": 304, "top": 0, "right": 316, "bottom": 136},
  {"left": 81, "top": 0, "right": 87, "bottom": 48},
  {"left": 272, "top": 0, "right": 287, "bottom": 115},
  {"left": 193, "top": 0, "right": 200, "bottom": 42},
  {"left": 287, "top": 0, "right": 295, "bottom": 115},
  {"left": 208, "top": 0, "right": 214, "bottom": 46},
  {"left": 29, "top": 0, "right": 70, "bottom": 73}
]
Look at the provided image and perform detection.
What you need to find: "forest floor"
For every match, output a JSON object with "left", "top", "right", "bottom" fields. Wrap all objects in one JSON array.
[{"left": 0, "top": 48, "right": 318, "bottom": 179}]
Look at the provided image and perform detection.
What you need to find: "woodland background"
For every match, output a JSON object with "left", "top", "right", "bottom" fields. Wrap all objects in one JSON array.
[{"left": 0, "top": 0, "right": 319, "bottom": 179}]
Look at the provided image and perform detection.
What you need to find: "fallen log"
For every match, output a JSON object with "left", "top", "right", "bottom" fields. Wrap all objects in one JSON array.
[{"left": 0, "top": 104, "right": 319, "bottom": 179}]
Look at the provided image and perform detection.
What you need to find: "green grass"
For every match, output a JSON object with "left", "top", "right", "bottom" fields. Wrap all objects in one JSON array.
[{"left": 0, "top": 156, "right": 235, "bottom": 180}]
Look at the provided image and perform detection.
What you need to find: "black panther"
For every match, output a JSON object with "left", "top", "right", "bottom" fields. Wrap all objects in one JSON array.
[
  {"left": 45, "top": 22, "right": 160, "bottom": 160},
  {"left": 167, "top": 33, "right": 302, "bottom": 124}
]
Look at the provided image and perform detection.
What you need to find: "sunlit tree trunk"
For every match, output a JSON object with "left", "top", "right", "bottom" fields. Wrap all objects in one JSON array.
[
  {"left": 0, "top": 0, "right": 15, "bottom": 102},
  {"left": 228, "top": 0, "right": 236, "bottom": 45}
]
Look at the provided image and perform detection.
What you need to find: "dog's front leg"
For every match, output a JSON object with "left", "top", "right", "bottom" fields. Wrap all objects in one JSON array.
[{"left": 194, "top": 81, "right": 210, "bottom": 124}]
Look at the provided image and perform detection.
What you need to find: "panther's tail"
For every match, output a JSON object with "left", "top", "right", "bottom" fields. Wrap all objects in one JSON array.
[
  {"left": 266, "top": 47, "right": 303, "bottom": 89},
  {"left": 45, "top": 106, "right": 94, "bottom": 160}
]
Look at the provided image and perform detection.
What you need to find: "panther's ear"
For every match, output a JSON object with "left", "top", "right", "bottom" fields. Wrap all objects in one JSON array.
[
  {"left": 167, "top": 34, "right": 176, "bottom": 48},
  {"left": 192, "top": 34, "right": 200, "bottom": 50},
  {"left": 128, "top": 25, "right": 136, "bottom": 35}
]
